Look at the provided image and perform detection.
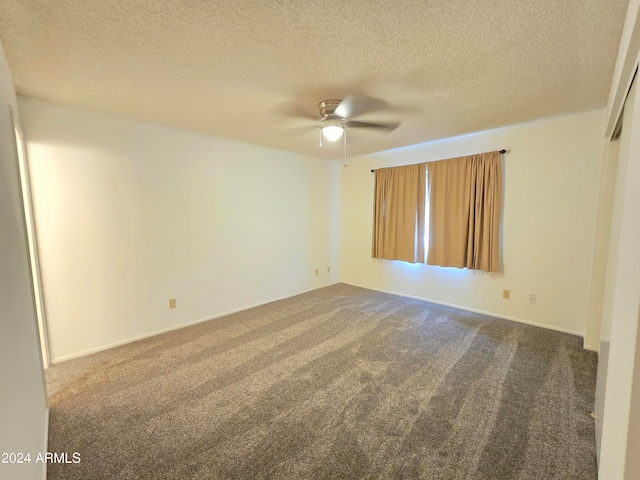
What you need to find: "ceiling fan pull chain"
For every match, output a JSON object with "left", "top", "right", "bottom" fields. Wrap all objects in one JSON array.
[
  {"left": 344, "top": 127, "right": 348, "bottom": 167},
  {"left": 319, "top": 128, "right": 323, "bottom": 147}
]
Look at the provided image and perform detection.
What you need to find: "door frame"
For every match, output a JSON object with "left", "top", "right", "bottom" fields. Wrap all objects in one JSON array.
[{"left": 10, "top": 106, "right": 50, "bottom": 369}]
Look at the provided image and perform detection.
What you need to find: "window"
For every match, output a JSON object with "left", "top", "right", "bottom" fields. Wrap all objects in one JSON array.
[{"left": 374, "top": 151, "right": 502, "bottom": 272}]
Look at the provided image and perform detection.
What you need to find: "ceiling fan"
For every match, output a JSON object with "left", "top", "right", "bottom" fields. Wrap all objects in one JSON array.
[
  {"left": 312, "top": 96, "right": 400, "bottom": 146},
  {"left": 279, "top": 95, "right": 401, "bottom": 163}
]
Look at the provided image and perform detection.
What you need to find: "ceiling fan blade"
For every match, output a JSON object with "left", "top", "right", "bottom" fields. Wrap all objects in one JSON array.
[
  {"left": 346, "top": 120, "right": 400, "bottom": 132},
  {"left": 334, "top": 95, "right": 391, "bottom": 119}
]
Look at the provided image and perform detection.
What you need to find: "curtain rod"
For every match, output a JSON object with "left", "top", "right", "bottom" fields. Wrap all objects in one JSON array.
[{"left": 370, "top": 149, "right": 507, "bottom": 173}]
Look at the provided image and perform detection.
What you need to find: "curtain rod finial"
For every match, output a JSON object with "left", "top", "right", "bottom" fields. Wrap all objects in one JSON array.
[{"left": 499, "top": 149, "right": 506, "bottom": 154}]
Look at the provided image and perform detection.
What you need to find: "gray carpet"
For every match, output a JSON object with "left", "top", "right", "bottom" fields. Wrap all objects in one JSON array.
[{"left": 46, "top": 284, "right": 598, "bottom": 479}]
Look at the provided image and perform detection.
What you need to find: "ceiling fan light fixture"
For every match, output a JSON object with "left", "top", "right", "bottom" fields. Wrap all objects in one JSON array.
[{"left": 321, "top": 125, "right": 345, "bottom": 142}]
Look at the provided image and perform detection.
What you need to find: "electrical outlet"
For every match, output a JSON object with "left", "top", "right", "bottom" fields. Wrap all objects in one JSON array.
[
  {"left": 503, "top": 289, "right": 510, "bottom": 299},
  {"left": 528, "top": 294, "right": 536, "bottom": 304},
  {"left": 169, "top": 298, "right": 176, "bottom": 309}
]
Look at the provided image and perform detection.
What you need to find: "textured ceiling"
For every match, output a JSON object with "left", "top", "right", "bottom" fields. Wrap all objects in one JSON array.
[{"left": 0, "top": 0, "right": 630, "bottom": 160}]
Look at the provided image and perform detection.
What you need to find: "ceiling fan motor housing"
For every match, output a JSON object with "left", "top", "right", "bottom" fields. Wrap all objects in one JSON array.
[{"left": 318, "top": 99, "right": 342, "bottom": 119}]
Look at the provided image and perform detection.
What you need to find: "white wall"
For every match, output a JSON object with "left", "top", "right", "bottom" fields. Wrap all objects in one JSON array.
[
  {"left": 340, "top": 110, "right": 605, "bottom": 337},
  {"left": 0, "top": 42, "right": 48, "bottom": 480},
  {"left": 18, "top": 97, "right": 340, "bottom": 363}
]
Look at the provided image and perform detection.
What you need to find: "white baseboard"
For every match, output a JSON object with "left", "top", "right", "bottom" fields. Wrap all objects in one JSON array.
[
  {"left": 342, "top": 281, "right": 584, "bottom": 338},
  {"left": 583, "top": 341, "right": 598, "bottom": 352},
  {"left": 50, "top": 280, "right": 587, "bottom": 364},
  {"left": 51, "top": 281, "right": 340, "bottom": 364}
]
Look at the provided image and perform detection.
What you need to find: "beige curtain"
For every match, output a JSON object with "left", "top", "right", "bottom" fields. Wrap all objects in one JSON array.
[
  {"left": 372, "top": 163, "right": 426, "bottom": 263},
  {"left": 426, "top": 151, "right": 502, "bottom": 272}
]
